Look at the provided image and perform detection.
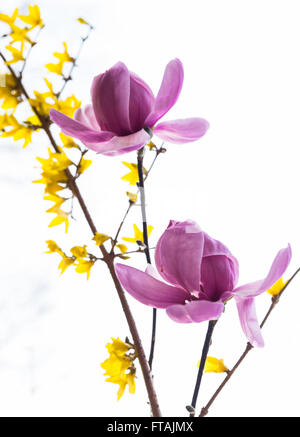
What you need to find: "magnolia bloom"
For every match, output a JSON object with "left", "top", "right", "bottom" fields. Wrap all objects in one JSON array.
[
  {"left": 115, "top": 220, "right": 292, "bottom": 347},
  {"left": 50, "top": 59, "right": 209, "bottom": 156}
]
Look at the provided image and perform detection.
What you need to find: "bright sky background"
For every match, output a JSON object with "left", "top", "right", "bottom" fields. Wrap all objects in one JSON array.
[{"left": 0, "top": 0, "right": 300, "bottom": 417}]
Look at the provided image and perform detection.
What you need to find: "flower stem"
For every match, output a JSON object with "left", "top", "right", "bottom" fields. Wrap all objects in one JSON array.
[
  {"left": 188, "top": 319, "right": 217, "bottom": 417},
  {"left": 137, "top": 147, "right": 157, "bottom": 370},
  {"left": 199, "top": 267, "right": 300, "bottom": 417}
]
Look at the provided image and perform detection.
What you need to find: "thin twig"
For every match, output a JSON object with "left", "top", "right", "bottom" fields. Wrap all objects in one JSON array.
[
  {"left": 111, "top": 202, "right": 133, "bottom": 253},
  {"left": 110, "top": 143, "right": 165, "bottom": 253},
  {"left": 56, "top": 24, "right": 93, "bottom": 99},
  {"left": 137, "top": 147, "right": 157, "bottom": 370},
  {"left": 19, "top": 25, "right": 45, "bottom": 79},
  {"left": 187, "top": 320, "right": 217, "bottom": 417},
  {"left": 199, "top": 267, "right": 300, "bottom": 417}
]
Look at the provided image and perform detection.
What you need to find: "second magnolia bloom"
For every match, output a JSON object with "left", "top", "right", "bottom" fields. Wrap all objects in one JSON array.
[
  {"left": 115, "top": 220, "right": 292, "bottom": 347},
  {"left": 50, "top": 59, "right": 209, "bottom": 156}
]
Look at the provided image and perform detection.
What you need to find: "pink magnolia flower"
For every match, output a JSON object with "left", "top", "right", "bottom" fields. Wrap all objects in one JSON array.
[
  {"left": 115, "top": 220, "right": 292, "bottom": 347},
  {"left": 50, "top": 59, "right": 209, "bottom": 156}
]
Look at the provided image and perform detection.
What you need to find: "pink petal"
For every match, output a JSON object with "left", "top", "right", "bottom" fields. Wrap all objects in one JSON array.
[
  {"left": 115, "top": 264, "right": 189, "bottom": 309},
  {"left": 94, "top": 129, "right": 150, "bottom": 155},
  {"left": 145, "top": 58, "right": 184, "bottom": 127},
  {"left": 91, "top": 62, "right": 132, "bottom": 135},
  {"left": 155, "top": 220, "right": 204, "bottom": 293},
  {"left": 74, "top": 105, "right": 100, "bottom": 130},
  {"left": 50, "top": 109, "right": 150, "bottom": 155},
  {"left": 235, "top": 297, "right": 264, "bottom": 347},
  {"left": 234, "top": 245, "right": 292, "bottom": 298},
  {"left": 166, "top": 300, "right": 224, "bottom": 324},
  {"left": 50, "top": 109, "right": 114, "bottom": 143},
  {"left": 129, "top": 72, "right": 155, "bottom": 132},
  {"left": 201, "top": 256, "right": 238, "bottom": 301},
  {"left": 154, "top": 118, "right": 209, "bottom": 144},
  {"left": 200, "top": 231, "right": 239, "bottom": 300}
]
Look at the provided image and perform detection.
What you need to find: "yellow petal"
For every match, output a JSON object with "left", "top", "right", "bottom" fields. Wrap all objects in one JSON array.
[
  {"left": 70, "top": 245, "right": 88, "bottom": 258},
  {"left": 77, "top": 17, "right": 88, "bottom": 25},
  {"left": 126, "top": 191, "right": 138, "bottom": 203},
  {"left": 121, "top": 162, "right": 147, "bottom": 186},
  {"left": 116, "top": 244, "right": 128, "bottom": 254},
  {"left": 75, "top": 259, "right": 94, "bottom": 279},
  {"left": 45, "top": 240, "right": 62, "bottom": 254},
  {"left": 58, "top": 255, "right": 74, "bottom": 274},
  {"left": 122, "top": 224, "right": 153, "bottom": 244},
  {"left": 198, "top": 356, "right": 229, "bottom": 373},
  {"left": 78, "top": 157, "right": 92, "bottom": 174},
  {"left": 92, "top": 232, "right": 110, "bottom": 246}
]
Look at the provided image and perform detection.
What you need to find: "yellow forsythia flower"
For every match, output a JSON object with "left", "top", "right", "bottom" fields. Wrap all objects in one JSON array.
[
  {"left": 0, "top": 8, "right": 19, "bottom": 27},
  {"left": 121, "top": 162, "right": 147, "bottom": 186},
  {"left": 18, "top": 5, "right": 43, "bottom": 29},
  {"left": 198, "top": 356, "right": 229, "bottom": 373},
  {"left": 0, "top": 74, "right": 21, "bottom": 110},
  {"left": 5, "top": 44, "right": 24, "bottom": 65},
  {"left": 45, "top": 241, "right": 74, "bottom": 274},
  {"left": 58, "top": 254, "right": 74, "bottom": 274},
  {"left": 1, "top": 114, "right": 33, "bottom": 147},
  {"left": 101, "top": 338, "right": 136, "bottom": 400},
  {"left": 45, "top": 240, "right": 63, "bottom": 255},
  {"left": 48, "top": 213, "right": 69, "bottom": 233},
  {"left": 70, "top": 245, "right": 88, "bottom": 258},
  {"left": 116, "top": 244, "right": 128, "bottom": 254},
  {"left": 9, "top": 25, "right": 34, "bottom": 45},
  {"left": 105, "top": 372, "right": 136, "bottom": 400},
  {"left": 77, "top": 18, "right": 88, "bottom": 25},
  {"left": 122, "top": 224, "right": 153, "bottom": 244},
  {"left": 266, "top": 277, "right": 287, "bottom": 296},
  {"left": 75, "top": 259, "right": 95, "bottom": 280},
  {"left": 92, "top": 232, "right": 110, "bottom": 246},
  {"left": 77, "top": 157, "right": 92, "bottom": 175},
  {"left": 147, "top": 141, "right": 156, "bottom": 151},
  {"left": 35, "top": 150, "right": 73, "bottom": 232},
  {"left": 30, "top": 83, "right": 80, "bottom": 119},
  {"left": 126, "top": 191, "right": 138, "bottom": 203},
  {"left": 59, "top": 133, "right": 81, "bottom": 150},
  {"left": 45, "top": 42, "right": 74, "bottom": 76},
  {"left": 54, "top": 95, "right": 81, "bottom": 117}
]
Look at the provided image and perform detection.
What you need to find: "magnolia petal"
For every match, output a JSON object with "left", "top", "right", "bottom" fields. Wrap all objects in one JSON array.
[
  {"left": 166, "top": 300, "right": 224, "bottom": 324},
  {"left": 145, "top": 58, "right": 184, "bottom": 127},
  {"left": 201, "top": 256, "right": 238, "bottom": 301},
  {"left": 234, "top": 245, "right": 292, "bottom": 298},
  {"left": 93, "top": 129, "right": 150, "bottom": 155},
  {"left": 50, "top": 109, "right": 114, "bottom": 143},
  {"left": 91, "top": 62, "right": 132, "bottom": 135},
  {"left": 235, "top": 297, "right": 264, "bottom": 347},
  {"left": 50, "top": 109, "right": 150, "bottom": 155},
  {"left": 115, "top": 263, "right": 188, "bottom": 308},
  {"left": 155, "top": 220, "right": 204, "bottom": 293},
  {"left": 74, "top": 105, "right": 99, "bottom": 130},
  {"left": 129, "top": 72, "right": 155, "bottom": 132},
  {"left": 154, "top": 118, "right": 209, "bottom": 144}
]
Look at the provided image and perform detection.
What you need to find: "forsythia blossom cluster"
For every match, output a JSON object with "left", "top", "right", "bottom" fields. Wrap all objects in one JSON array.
[
  {"left": 46, "top": 239, "right": 100, "bottom": 278},
  {"left": 101, "top": 338, "right": 136, "bottom": 400},
  {"left": 0, "top": 5, "right": 82, "bottom": 148},
  {"left": 34, "top": 144, "right": 91, "bottom": 232}
]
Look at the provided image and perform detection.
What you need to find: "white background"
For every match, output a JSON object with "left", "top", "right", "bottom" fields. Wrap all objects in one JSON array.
[{"left": 0, "top": 0, "right": 300, "bottom": 417}]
